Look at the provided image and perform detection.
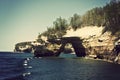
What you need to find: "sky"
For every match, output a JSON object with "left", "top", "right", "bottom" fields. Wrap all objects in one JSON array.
[{"left": 0, "top": 0, "right": 110, "bottom": 51}]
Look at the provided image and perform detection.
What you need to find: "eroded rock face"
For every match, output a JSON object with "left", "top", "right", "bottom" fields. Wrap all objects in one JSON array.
[
  {"left": 32, "top": 45, "right": 56, "bottom": 57},
  {"left": 47, "top": 37, "right": 86, "bottom": 57},
  {"left": 84, "top": 36, "right": 120, "bottom": 64},
  {"left": 14, "top": 37, "right": 86, "bottom": 57}
]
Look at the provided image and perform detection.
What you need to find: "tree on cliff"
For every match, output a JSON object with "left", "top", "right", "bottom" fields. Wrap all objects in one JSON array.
[
  {"left": 70, "top": 13, "right": 82, "bottom": 31},
  {"left": 103, "top": 0, "right": 120, "bottom": 34},
  {"left": 82, "top": 7, "right": 105, "bottom": 27},
  {"left": 37, "top": 0, "right": 120, "bottom": 41},
  {"left": 53, "top": 17, "right": 68, "bottom": 38},
  {"left": 38, "top": 17, "right": 68, "bottom": 40}
]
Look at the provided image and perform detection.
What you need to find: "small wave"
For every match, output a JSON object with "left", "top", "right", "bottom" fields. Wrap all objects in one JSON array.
[
  {"left": 23, "top": 58, "right": 33, "bottom": 69},
  {"left": 4, "top": 72, "right": 31, "bottom": 80},
  {"left": 23, "top": 63, "right": 28, "bottom": 66},
  {"left": 22, "top": 72, "right": 31, "bottom": 77},
  {"left": 23, "top": 58, "right": 30, "bottom": 66},
  {"left": 24, "top": 66, "right": 32, "bottom": 69}
]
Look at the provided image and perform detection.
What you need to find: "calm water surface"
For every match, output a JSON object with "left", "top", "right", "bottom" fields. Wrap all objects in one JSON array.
[{"left": 0, "top": 52, "right": 120, "bottom": 80}]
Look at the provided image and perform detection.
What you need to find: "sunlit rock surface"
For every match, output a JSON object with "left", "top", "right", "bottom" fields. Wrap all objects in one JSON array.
[
  {"left": 14, "top": 26, "right": 120, "bottom": 64},
  {"left": 64, "top": 26, "right": 120, "bottom": 64}
]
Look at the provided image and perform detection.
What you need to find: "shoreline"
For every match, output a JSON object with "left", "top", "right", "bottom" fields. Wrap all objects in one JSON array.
[{"left": 84, "top": 56, "right": 119, "bottom": 64}]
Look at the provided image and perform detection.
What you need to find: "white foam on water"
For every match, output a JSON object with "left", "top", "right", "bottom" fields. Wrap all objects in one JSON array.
[
  {"left": 23, "top": 63, "right": 28, "bottom": 66},
  {"left": 22, "top": 72, "right": 31, "bottom": 77}
]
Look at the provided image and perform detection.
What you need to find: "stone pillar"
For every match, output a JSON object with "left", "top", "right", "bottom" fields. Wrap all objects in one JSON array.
[{"left": 72, "top": 41, "right": 86, "bottom": 57}]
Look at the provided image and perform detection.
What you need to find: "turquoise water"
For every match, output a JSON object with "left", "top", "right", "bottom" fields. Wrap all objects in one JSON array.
[{"left": 0, "top": 52, "right": 120, "bottom": 80}]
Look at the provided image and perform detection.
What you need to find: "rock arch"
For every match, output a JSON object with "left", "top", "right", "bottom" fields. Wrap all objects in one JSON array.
[
  {"left": 48, "top": 37, "right": 86, "bottom": 57},
  {"left": 34, "top": 37, "right": 86, "bottom": 57}
]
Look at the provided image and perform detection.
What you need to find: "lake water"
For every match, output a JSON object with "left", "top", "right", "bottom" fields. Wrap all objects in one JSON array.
[{"left": 0, "top": 52, "right": 120, "bottom": 80}]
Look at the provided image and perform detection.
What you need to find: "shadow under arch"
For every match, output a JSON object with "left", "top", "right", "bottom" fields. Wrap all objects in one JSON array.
[{"left": 49, "top": 37, "right": 86, "bottom": 57}]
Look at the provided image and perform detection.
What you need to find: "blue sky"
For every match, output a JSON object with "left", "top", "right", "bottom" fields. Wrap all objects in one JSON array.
[{"left": 0, "top": 0, "right": 110, "bottom": 51}]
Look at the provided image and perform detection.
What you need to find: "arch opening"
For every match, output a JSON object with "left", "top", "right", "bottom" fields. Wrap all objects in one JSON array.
[{"left": 34, "top": 37, "right": 86, "bottom": 57}]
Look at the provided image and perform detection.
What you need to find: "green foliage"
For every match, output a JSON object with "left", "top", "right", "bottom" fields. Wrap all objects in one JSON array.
[
  {"left": 38, "top": 0, "right": 120, "bottom": 41},
  {"left": 15, "top": 0, "right": 120, "bottom": 52},
  {"left": 70, "top": 13, "right": 82, "bottom": 30},
  {"left": 53, "top": 17, "right": 68, "bottom": 31},
  {"left": 53, "top": 17, "right": 68, "bottom": 38},
  {"left": 38, "top": 17, "right": 68, "bottom": 40},
  {"left": 103, "top": 0, "right": 120, "bottom": 34},
  {"left": 82, "top": 7, "right": 105, "bottom": 27}
]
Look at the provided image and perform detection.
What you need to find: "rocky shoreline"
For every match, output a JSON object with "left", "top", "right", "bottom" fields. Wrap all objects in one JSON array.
[
  {"left": 14, "top": 26, "right": 120, "bottom": 64},
  {"left": 85, "top": 52, "right": 120, "bottom": 64}
]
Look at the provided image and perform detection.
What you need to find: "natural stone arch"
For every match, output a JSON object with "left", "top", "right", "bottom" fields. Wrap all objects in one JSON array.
[
  {"left": 34, "top": 37, "right": 86, "bottom": 57},
  {"left": 49, "top": 37, "right": 86, "bottom": 57}
]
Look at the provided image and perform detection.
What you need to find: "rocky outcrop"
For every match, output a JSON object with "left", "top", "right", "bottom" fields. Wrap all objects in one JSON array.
[
  {"left": 33, "top": 45, "right": 55, "bottom": 57},
  {"left": 47, "top": 37, "right": 86, "bottom": 57},
  {"left": 82, "top": 31, "right": 120, "bottom": 64},
  {"left": 14, "top": 37, "right": 86, "bottom": 57},
  {"left": 34, "top": 37, "right": 86, "bottom": 57}
]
